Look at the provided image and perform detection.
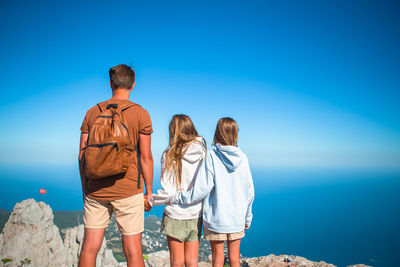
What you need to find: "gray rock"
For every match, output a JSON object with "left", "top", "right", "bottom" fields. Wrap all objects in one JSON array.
[
  {"left": 142, "top": 250, "right": 208, "bottom": 267},
  {"left": 242, "top": 254, "right": 336, "bottom": 267},
  {"left": 63, "top": 224, "right": 118, "bottom": 267},
  {"left": 0, "top": 199, "right": 118, "bottom": 267},
  {"left": 0, "top": 199, "right": 70, "bottom": 267},
  {"left": 144, "top": 250, "right": 170, "bottom": 267},
  {"left": 63, "top": 225, "right": 84, "bottom": 266}
]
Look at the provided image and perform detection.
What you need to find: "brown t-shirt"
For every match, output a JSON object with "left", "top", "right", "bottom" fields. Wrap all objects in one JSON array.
[{"left": 80, "top": 99, "right": 153, "bottom": 201}]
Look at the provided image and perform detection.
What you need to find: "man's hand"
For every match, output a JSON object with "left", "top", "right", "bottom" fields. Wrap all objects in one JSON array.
[
  {"left": 144, "top": 184, "right": 153, "bottom": 212},
  {"left": 245, "top": 225, "right": 250, "bottom": 230},
  {"left": 144, "top": 195, "right": 152, "bottom": 212},
  {"left": 144, "top": 190, "right": 153, "bottom": 200}
]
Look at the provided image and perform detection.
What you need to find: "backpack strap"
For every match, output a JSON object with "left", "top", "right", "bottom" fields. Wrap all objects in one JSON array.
[
  {"left": 118, "top": 103, "right": 137, "bottom": 112},
  {"left": 97, "top": 102, "right": 105, "bottom": 112},
  {"left": 136, "top": 143, "right": 141, "bottom": 189},
  {"left": 96, "top": 102, "right": 138, "bottom": 113}
]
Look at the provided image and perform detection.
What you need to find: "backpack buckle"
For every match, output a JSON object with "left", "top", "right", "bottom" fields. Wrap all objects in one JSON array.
[{"left": 106, "top": 103, "right": 118, "bottom": 109}]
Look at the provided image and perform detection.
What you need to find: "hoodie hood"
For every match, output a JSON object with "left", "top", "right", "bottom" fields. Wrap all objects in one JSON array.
[
  {"left": 183, "top": 137, "right": 205, "bottom": 163},
  {"left": 214, "top": 144, "right": 243, "bottom": 171}
]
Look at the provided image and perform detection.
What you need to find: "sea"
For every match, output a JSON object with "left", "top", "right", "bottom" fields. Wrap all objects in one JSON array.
[{"left": 0, "top": 163, "right": 399, "bottom": 267}]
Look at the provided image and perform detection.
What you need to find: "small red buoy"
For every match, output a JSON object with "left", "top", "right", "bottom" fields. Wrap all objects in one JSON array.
[{"left": 40, "top": 188, "right": 47, "bottom": 194}]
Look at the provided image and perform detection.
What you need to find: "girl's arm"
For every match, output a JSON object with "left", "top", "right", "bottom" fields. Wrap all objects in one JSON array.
[
  {"left": 245, "top": 166, "right": 255, "bottom": 228},
  {"left": 171, "top": 155, "right": 214, "bottom": 205},
  {"left": 149, "top": 154, "right": 176, "bottom": 206}
]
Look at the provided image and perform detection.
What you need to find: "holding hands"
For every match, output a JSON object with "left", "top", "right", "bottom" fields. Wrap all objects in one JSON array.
[
  {"left": 144, "top": 194, "right": 152, "bottom": 212},
  {"left": 144, "top": 189, "right": 175, "bottom": 212}
]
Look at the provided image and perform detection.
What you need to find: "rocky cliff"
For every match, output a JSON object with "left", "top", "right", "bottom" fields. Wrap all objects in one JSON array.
[
  {"left": 242, "top": 254, "right": 336, "bottom": 267},
  {"left": 0, "top": 199, "right": 371, "bottom": 267},
  {"left": 0, "top": 199, "right": 116, "bottom": 267},
  {"left": 63, "top": 224, "right": 118, "bottom": 267}
]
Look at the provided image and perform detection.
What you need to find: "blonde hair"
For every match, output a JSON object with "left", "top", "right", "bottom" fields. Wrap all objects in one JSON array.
[
  {"left": 213, "top": 117, "right": 239, "bottom": 146},
  {"left": 164, "top": 114, "right": 206, "bottom": 189}
]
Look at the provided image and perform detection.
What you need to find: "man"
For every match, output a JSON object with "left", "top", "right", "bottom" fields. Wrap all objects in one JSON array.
[{"left": 78, "top": 64, "right": 153, "bottom": 267}]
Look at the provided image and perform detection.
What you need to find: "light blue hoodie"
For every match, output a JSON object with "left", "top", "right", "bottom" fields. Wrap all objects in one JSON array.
[{"left": 171, "top": 144, "right": 255, "bottom": 233}]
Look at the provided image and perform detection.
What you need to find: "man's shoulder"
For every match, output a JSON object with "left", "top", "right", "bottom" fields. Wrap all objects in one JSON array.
[
  {"left": 105, "top": 99, "right": 148, "bottom": 112},
  {"left": 84, "top": 99, "right": 150, "bottom": 121},
  {"left": 85, "top": 99, "right": 145, "bottom": 111},
  {"left": 83, "top": 100, "right": 109, "bottom": 120},
  {"left": 84, "top": 102, "right": 102, "bottom": 116},
  {"left": 127, "top": 101, "right": 148, "bottom": 111},
  {"left": 124, "top": 101, "right": 151, "bottom": 117}
]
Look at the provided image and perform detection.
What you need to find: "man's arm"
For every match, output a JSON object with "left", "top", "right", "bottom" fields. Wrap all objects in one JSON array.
[
  {"left": 78, "top": 133, "right": 88, "bottom": 198},
  {"left": 139, "top": 134, "right": 153, "bottom": 200}
]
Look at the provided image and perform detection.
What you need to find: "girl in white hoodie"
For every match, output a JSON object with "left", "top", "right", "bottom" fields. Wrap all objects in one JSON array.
[
  {"left": 171, "top": 117, "right": 255, "bottom": 267},
  {"left": 149, "top": 114, "right": 206, "bottom": 267}
]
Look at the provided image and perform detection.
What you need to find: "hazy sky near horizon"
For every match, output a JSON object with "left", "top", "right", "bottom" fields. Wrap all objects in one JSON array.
[{"left": 0, "top": 0, "right": 399, "bottom": 168}]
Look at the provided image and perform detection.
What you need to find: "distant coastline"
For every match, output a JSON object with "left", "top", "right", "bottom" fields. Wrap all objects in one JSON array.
[{"left": 0, "top": 199, "right": 372, "bottom": 267}]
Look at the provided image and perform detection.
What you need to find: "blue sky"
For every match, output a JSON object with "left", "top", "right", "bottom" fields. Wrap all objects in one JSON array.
[{"left": 0, "top": 0, "right": 399, "bottom": 169}]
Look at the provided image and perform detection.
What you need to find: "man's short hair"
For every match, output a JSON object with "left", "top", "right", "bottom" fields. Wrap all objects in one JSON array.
[{"left": 109, "top": 64, "right": 135, "bottom": 89}]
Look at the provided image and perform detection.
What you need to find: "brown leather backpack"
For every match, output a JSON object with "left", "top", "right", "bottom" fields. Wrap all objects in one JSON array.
[{"left": 83, "top": 102, "right": 137, "bottom": 179}]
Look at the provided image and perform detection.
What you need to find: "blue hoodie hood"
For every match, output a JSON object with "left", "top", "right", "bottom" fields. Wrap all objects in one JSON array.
[{"left": 214, "top": 144, "right": 243, "bottom": 171}]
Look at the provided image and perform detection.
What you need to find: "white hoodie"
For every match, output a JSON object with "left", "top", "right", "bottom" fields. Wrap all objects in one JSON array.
[{"left": 150, "top": 137, "right": 205, "bottom": 220}]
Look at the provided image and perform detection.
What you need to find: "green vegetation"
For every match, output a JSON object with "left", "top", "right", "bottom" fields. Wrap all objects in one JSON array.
[
  {"left": 144, "top": 215, "right": 163, "bottom": 231},
  {"left": 113, "top": 254, "right": 126, "bottom": 262},
  {"left": 104, "top": 215, "right": 126, "bottom": 262},
  {"left": 143, "top": 255, "right": 149, "bottom": 260},
  {"left": 53, "top": 210, "right": 84, "bottom": 229},
  {"left": 0, "top": 209, "right": 11, "bottom": 232},
  {"left": 18, "top": 258, "right": 31, "bottom": 267},
  {"left": 1, "top": 257, "right": 12, "bottom": 264}
]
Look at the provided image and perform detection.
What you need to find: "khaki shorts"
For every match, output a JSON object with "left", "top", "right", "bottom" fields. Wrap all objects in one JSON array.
[
  {"left": 83, "top": 193, "right": 144, "bottom": 235},
  {"left": 203, "top": 226, "right": 245, "bottom": 241}
]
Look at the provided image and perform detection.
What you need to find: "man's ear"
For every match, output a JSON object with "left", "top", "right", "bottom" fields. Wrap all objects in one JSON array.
[
  {"left": 130, "top": 81, "right": 135, "bottom": 90},
  {"left": 109, "top": 80, "right": 114, "bottom": 90}
]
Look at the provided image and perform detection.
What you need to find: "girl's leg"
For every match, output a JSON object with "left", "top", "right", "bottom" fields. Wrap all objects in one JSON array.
[
  {"left": 227, "top": 239, "right": 241, "bottom": 267},
  {"left": 184, "top": 240, "right": 199, "bottom": 267},
  {"left": 167, "top": 236, "right": 185, "bottom": 267},
  {"left": 209, "top": 240, "right": 225, "bottom": 267}
]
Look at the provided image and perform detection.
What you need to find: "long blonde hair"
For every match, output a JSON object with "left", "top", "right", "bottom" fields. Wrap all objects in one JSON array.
[{"left": 164, "top": 114, "right": 206, "bottom": 189}]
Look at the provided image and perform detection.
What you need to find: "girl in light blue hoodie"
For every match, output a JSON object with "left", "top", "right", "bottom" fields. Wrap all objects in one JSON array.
[{"left": 171, "top": 117, "right": 254, "bottom": 267}]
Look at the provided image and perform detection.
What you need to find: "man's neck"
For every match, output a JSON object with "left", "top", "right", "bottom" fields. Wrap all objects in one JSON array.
[{"left": 111, "top": 88, "right": 131, "bottom": 100}]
